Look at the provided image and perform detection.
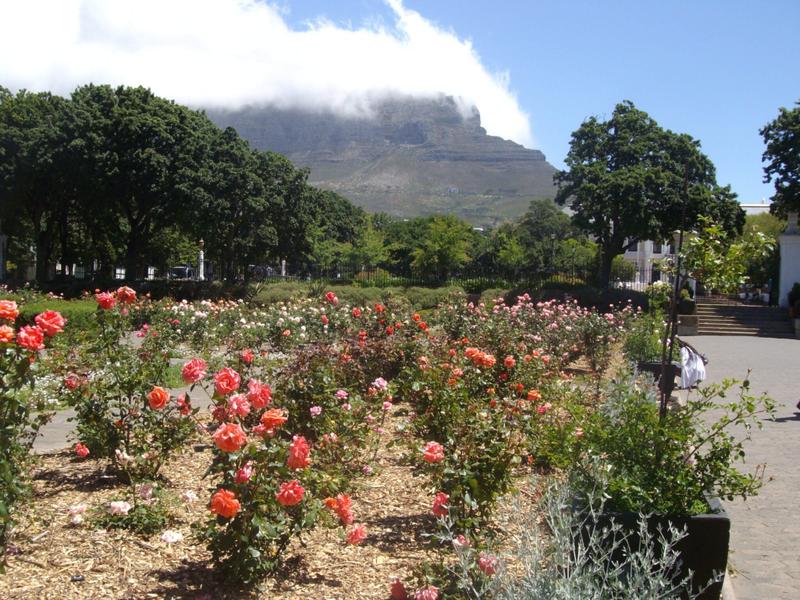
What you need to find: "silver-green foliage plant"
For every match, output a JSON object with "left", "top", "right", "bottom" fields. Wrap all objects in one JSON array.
[{"left": 494, "top": 480, "right": 720, "bottom": 600}]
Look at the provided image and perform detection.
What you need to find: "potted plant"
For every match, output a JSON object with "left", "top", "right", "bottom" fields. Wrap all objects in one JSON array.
[{"left": 572, "top": 375, "right": 775, "bottom": 600}]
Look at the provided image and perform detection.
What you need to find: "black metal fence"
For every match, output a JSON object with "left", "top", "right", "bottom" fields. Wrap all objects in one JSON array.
[{"left": 248, "top": 262, "right": 670, "bottom": 294}]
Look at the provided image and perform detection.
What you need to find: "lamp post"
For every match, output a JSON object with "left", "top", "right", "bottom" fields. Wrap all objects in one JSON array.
[{"left": 198, "top": 239, "right": 205, "bottom": 281}]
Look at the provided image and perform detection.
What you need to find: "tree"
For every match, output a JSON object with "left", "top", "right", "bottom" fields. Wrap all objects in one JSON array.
[
  {"left": 555, "top": 101, "right": 744, "bottom": 288},
  {"left": 761, "top": 100, "right": 800, "bottom": 217},
  {"left": 0, "top": 89, "right": 77, "bottom": 283},
  {"left": 682, "top": 217, "right": 774, "bottom": 294},
  {"left": 190, "top": 127, "right": 278, "bottom": 280},
  {"left": 70, "top": 85, "right": 207, "bottom": 279},
  {"left": 515, "top": 198, "right": 581, "bottom": 271},
  {"left": 411, "top": 215, "right": 472, "bottom": 280}
]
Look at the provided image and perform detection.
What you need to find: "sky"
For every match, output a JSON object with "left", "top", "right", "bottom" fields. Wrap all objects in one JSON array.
[{"left": 1, "top": 0, "right": 798, "bottom": 204}]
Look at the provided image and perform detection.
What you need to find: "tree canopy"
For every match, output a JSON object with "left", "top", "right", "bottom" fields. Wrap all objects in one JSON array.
[
  {"left": 761, "top": 100, "right": 800, "bottom": 217},
  {"left": 0, "top": 85, "right": 367, "bottom": 283},
  {"left": 554, "top": 100, "right": 744, "bottom": 287}
]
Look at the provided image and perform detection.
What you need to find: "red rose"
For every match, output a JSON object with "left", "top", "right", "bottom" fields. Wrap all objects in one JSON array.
[
  {"left": 352, "top": 307, "right": 362, "bottom": 318},
  {"left": 504, "top": 355, "right": 516, "bottom": 369},
  {"left": 210, "top": 488, "right": 240, "bottom": 518},
  {"left": 432, "top": 491, "right": 449, "bottom": 517},
  {"left": 478, "top": 552, "right": 499, "bottom": 576},
  {"left": 390, "top": 579, "right": 409, "bottom": 600},
  {"left": 240, "top": 348, "right": 254, "bottom": 364},
  {"left": 276, "top": 480, "right": 305, "bottom": 506},
  {"left": 260, "top": 408, "right": 287, "bottom": 435},
  {"left": 286, "top": 435, "right": 311, "bottom": 470},
  {"left": 181, "top": 358, "right": 207, "bottom": 384},
  {"left": 116, "top": 286, "right": 137, "bottom": 304},
  {"left": 0, "top": 325, "right": 15, "bottom": 343},
  {"left": 346, "top": 523, "right": 367, "bottom": 545},
  {"left": 325, "top": 291, "right": 339, "bottom": 305},
  {"left": 321, "top": 314, "right": 329, "bottom": 325},
  {"left": 0, "top": 300, "right": 19, "bottom": 321},
  {"left": 74, "top": 442, "right": 90, "bottom": 458},
  {"left": 147, "top": 386, "right": 170, "bottom": 410},
  {"left": 212, "top": 423, "right": 247, "bottom": 453},
  {"left": 95, "top": 292, "right": 116, "bottom": 310},
  {"left": 64, "top": 373, "right": 81, "bottom": 390},
  {"left": 422, "top": 441, "right": 444, "bottom": 463},
  {"left": 214, "top": 367, "right": 240, "bottom": 396},
  {"left": 17, "top": 325, "right": 45, "bottom": 351}
]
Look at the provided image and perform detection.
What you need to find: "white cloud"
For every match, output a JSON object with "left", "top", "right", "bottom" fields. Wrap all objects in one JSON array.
[{"left": 0, "top": 0, "right": 533, "bottom": 146}]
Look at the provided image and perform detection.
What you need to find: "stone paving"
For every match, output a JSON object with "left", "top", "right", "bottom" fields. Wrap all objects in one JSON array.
[{"left": 682, "top": 335, "right": 800, "bottom": 600}]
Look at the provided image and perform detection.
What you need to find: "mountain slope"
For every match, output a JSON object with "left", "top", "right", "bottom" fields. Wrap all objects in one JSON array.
[{"left": 206, "top": 96, "right": 558, "bottom": 225}]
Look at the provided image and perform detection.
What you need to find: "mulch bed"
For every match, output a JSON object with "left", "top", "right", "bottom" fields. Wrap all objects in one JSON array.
[{"left": 1, "top": 411, "right": 480, "bottom": 600}]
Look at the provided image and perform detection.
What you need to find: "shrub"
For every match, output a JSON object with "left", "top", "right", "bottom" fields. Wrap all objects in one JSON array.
[
  {"left": 16, "top": 298, "right": 97, "bottom": 335},
  {"left": 495, "top": 480, "right": 718, "bottom": 599},
  {"left": 573, "top": 374, "right": 775, "bottom": 515},
  {"left": 196, "top": 359, "right": 368, "bottom": 582},
  {"left": 622, "top": 310, "right": 665, "bottom": 363},
  {"left": 251, "top": 281, "right": 311, "bottom": 305},
  {"left": 67, "top": 288, "right": 197, "bottom": 483},
  {"left": 0, "top": 299, "right": 65, "bottom": 557}
]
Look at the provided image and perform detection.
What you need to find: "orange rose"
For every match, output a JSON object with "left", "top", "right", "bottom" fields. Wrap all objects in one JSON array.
[
  {"left": 210, "top": 488, "right": 240, "bottom": 518},
  {"left": 0, "top": 300, "right": 19, "bottom": 321},
  {"left": 0, "top": 325, "right": 14, "bottom": 343},
  {"left": 147, "top": 386, "right": 170, "bottom": 410},
  {"left": 259, "top": 408, "right": 288, "bottom": 434},
  {"left": 212, "top": 422, "right": 247, "bottom": 453}
]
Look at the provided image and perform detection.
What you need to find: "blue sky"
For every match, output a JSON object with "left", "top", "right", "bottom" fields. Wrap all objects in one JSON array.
[
  {"left": 2, "top": 0, "right": 797, "bottom": 205},
  {"left": 282, "top": 0, "right": 800, "bottom": 204}
]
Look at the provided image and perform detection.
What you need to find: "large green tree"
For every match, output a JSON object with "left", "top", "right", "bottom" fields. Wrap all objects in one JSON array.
[
  {"left": 555, "top": 101, "right": 744, "bottom": 287},
  {"left": 70, "top": 85, "right": 207, "bottom": 279},
  {"left": 0, "top": 89, "right": 78, "bottom": 283},
  {"left": 761, "top": 100, "right": 800, "bottom": 217},
  {"left": 411, "top": 214, "right": 473, "bottom": 280}
]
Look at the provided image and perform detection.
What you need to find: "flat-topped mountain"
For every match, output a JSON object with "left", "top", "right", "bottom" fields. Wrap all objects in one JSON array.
[{"left": 206, "top": 96, "right": 557, "bottom": 225}]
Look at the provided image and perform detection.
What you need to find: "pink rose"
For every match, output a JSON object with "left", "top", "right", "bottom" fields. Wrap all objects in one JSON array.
[
  {"left": 181, "top": 358, "right": 207, "bottom": 384},
  {"left": 34, "top": 310, "right": 66, "bottom": 336},
  {"left": 422, "top": 441, "right": 444, "bottom": 463},
  {"left": 214, "top": 367, "right": 241, "bottom": 396}
]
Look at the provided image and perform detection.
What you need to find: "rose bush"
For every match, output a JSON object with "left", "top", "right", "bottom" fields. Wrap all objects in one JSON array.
[
  {"left": 66, "top": 288, "right": 198, "bottom": 485},
  {"left": 0, "top": 301, "right": 64, "bottom": 557}
]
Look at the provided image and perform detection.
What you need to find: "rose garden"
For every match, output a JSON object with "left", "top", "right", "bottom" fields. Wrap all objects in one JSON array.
[{"left": 0, "top": 279, "right": 775, "bottom": 600}]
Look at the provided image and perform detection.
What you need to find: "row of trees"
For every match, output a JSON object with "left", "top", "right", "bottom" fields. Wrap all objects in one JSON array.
[
  {"left": 2, "top": 86, "right": 795, "bottom": 288},
  {"left": 0, "top": 85, "right": 366, "bottom": 283}
]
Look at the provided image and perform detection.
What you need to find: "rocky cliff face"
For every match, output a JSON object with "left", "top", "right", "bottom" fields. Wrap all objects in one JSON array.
[{"left": 206, "top": 96, "right": 557, "bottom": 225}]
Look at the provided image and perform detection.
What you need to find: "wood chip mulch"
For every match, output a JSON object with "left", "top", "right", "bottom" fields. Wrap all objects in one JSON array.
[{"left": 0, "top": 412, "right": 462, "bottom": 600}]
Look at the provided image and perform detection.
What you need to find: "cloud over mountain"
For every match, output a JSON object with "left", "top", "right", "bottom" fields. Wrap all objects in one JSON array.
[{"left": 0, "top": 0, "right": 534, "bottom": 146}]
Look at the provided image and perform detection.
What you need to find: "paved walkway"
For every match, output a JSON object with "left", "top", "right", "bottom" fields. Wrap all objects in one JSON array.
[
  {"left": 682, "top": 335, "right": 800, "bottom": 600},
  {"left": 32, "top": 383, "right": 214, "bottom": 453}
]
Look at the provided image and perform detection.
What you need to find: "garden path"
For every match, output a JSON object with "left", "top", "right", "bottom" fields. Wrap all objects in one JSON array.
[
  {"left": 681, "top": 335, "right": 800, "bottom": 600},
  {"left": 33, "top": 382, "right": 215, "bottom": 453}
]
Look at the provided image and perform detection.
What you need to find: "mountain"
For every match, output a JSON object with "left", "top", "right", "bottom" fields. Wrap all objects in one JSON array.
[{"left": 206, "top": 96, "right": 558, "bottom": 225}]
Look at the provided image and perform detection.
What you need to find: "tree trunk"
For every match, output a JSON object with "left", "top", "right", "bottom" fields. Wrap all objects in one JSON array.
[
  {"left": 125, "top": 233, "right": 141, "bottom": 281},
  {"left": 597, "top": 248, "right": 615, "bottom": 289},
  {"left": 35, "top": 230, "right": 53, "bottom": 284}
]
